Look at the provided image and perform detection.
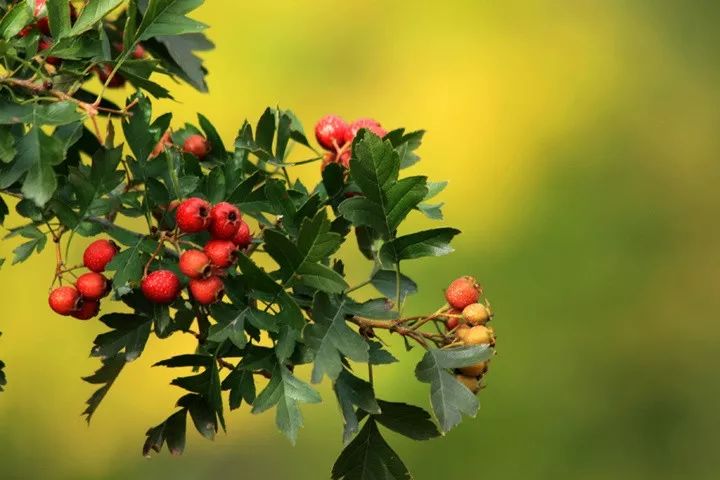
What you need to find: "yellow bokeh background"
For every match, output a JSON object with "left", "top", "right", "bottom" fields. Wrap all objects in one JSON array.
[{"left": 2, "top": 1, "right": 720, "bottom": 478}]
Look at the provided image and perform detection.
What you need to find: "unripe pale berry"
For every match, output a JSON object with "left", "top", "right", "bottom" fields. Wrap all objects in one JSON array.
[
  {"left": 76, "top": 272, "right": 109, "bottom": 300},
  {"left": 83, "top": 239, "right": 118, "bottom": 273},
  {"left": 71, "top": 299, "right": 100, "bottom": 320},
  {"left": 175, "top": 197, "right": 211, "bottom": 233},
  {"left": 456, "top": 325, "right": 494, "bottom": 346},
  {"left": 141, "top": 270, "right": 181, "bottom": 304},
  {"left": 204, "top": 239, "right": 238, "bottom": 268},
  {"left": 459, "top": 361, "right": 489, "bottom": 377},
  {"left": 462, "top": 303, "right": 490, "bottom": 325},
  {"left": 232, "top": 220, "right": 252, "bottom": 249},
  {"left": 48, "top": 286, "right": 81, "bottom": 315},
  {"left": 183, "top": 134, "right": 210, "bottom": 159},
  {"left": 208, "top": 202, "right": 241, "bottom": 240},
  {"left": 189, "top": 276, "right": 224, "bottom": 305},
  {"left": 315, "top": 115, "right": 350, "bottom": 151},
  {"left": 179, "top": 250, "right": 212, "bottom": 279},
  {"left": 455, "top": 374, "right": 481, "bottom": 394},
  {"left": 445, "top": 276, "right": 481, "bottom": 310},
  {"left": 349, "top": 118, "right": 387, "bottom": 141}
]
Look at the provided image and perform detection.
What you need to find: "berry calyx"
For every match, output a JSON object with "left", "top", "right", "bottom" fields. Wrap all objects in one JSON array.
[
  {"left": 75, "top": 272, "right": 109, "bottom": 300},
  {"left": 232, "top": 220, "right": 252, "bottom": 249},
  {"left": 183, "top": 134, "right": 210, "bottom": 159},
  {"left": 71, "top": 299, "right": 100, "bottom": 320},
  {"left": 444, "top": 276, "right": 481, "bottom": 310},
  {"left": 204, "top": 239, "right": 238, "bottom": 268},
  {"left": 315, "top": 115, "right": 350, "bottom": 151},
  {"left": 175, "top": 197, "right": 211, "bottom": 233},
  {"left": 209, "top": 202, "right": 241, "bottom": 240},
  {"left": 179, "top": 250, "right": 212, "bottom": 279},
  {"left": 459, "top": 361, "right": 489, "bottom": 377},
  {"left": 462, "top": 303, "right": 490, "bottom": 325},
  {"left": 83, "top": 239, "right": 118, "bottom": 273},
  {"left": 48, "top": 286, "right": 81, "bottom": 315},
  {"left": 349, "top": 118, "right": 387, "bottom": 140},
  {"left": 189, "top": 276, "right": 224, "bottom": 305},
  {"left": 141, "top": 270, "right": 181, "bottom": 304},
  {"left": 456, "top": 325, "right": 494, "bottom": 346}
]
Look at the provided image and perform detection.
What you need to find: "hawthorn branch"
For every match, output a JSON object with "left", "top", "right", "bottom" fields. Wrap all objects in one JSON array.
[{"left": 350, "top": 316, "right": 446, "bottom": 349}]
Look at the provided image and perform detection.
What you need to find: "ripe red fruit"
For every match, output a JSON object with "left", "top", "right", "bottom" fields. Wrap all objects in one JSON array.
[
  {"left": 141, "top": 270, "right": 181, "bottom": 304},
  {"left": 76, "top": 272, "right": 109, "bottom": 300},
  {"left": 48, "top": 286, "right": 81, "bottom": 315},
  {"left": 179, "top": 250, "right": 212, "bottom": 279},
  {"left": 96, "top": 64, "right": 126, "bottom": 88},
  {"left": 71, "top": 299, "right": 100, "bottom": 320},
  {"left": 232, "top": 220, "right": 252, "bottom": 249},
  {"left": 175, "top": 197, "right": 211, "bottom": 233},
  {"left": 445, "top": 276, "right": 481, "bottom": 310},
  {"left": 209, "top": 202, "right": 241, "bottom": 240},
  {"left": 204, "top": 239, "right": 238, "bottom": 268},
  {"left": 132, "top": 43, "right": 146, "bottom": 59},
  {"left": 83, "top": 239, "right": 118, "bottom": 273},
  {"left": 183, "top": 134, "right": 210, "bottom": 159},
  {"left": 349, "top": 118, "right": 387, "bottom": 141},
  {"left": 444, "top": 308, "right": 463, "bottom": 330},
  {"left": 34, "top": 0, "right": 49, "bottom": 35},
  {"left": 315, "top": 115, "right": 350, "bottom": 151},
  {"left": 189, "top": 276, "right": 224, "bottom": 305}
]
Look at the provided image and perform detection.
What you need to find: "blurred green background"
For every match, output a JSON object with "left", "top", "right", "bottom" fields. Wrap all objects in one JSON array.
[{"left": 2, "top": 1, "right": 720, "bottom": 478}]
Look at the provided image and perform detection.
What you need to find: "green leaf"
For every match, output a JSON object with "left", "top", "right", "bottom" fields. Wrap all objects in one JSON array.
[
  {"left": 370, "top": 269, "right": 417, "bottom": 301},
  {"left": 368, "top": 340, "right": 398, "bottom": 365},
  {"left": 0, "top": 1, "right": 32, "bottom": 39},
  {"left": 69, "top": 0, "right": 124, "bottom": 37},
  {"left": 105, "top": 237, "right": 153, "bottom": 296},
  {"left": 134, "top": 0, "right": 207, "bottom": 42},
  {"left": 251, "top": 362, "right": 321, "bottom": 445},
  {"left": 82, "top": 354, "right": 126, "bottom": 423},
  {"left": 334, "top": 369, "right": 380, "bottom": 444},
  {"left": 379, "top": 228, "right": 461, "bottom": 267},
  {"left": 91, "top": 313, "right": 153, "bottom": 362},
  {"left": 207, "top": 302, "right": 248, "bottom": 349},
  {"left": 146, "top": 32, "right": 213, "bottom": 92},
  {"left": 221, "top": 367, "right": 256, "bottom": 410},
  {"left": 371, "top": 400, "right": 440, "bottom": 441},
  {"left": 417, "top": 202, "right": 444, "bottom": 220},
  {"left": 11, "top": 234, "right": 46, "bottom": 264},
  {"left": 47, "top": 0, "right": 72, "bottom": 38},
  {"left": 304, "top": 293, "right": 369, "bottom": 383},
  {"left": 340, "top": 131, "right": 428, "bottom": 238},
  {"left": 0, "top": 126, "right": 16, "bottom": 163},
  {"left": 143, "top": 408, "right": 188, "bottom": 457},
  {"left": 331, "top": 418, "right": 411, "bottom": 480},
  {"left": 414, "top": 345, "right": 493, "bottom": 432},
  {"left": 0, "top": 101, "right": 84, "bottom": 126},
  {"left": 198, "top": 113, "right": 226, "bottom": 161},
  {"left": 204, "top": 167, "right": 225, "bottom": 203}
]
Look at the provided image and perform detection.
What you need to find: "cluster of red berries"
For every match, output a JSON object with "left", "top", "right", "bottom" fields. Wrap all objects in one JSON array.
[
  {"left": 48, "top": 240, "right": 118, "bottom": 320},
  {"left": 443, "top": 276, "right": 496, "bottom": 393},
  {"left": 141, "top": 199, "right": 252, "bottom": 305},
  {"left": 149, "top": 131, "right": 210, "bottom": 160},
  {"left": 314, "top": 115, "right": 387, "bottom": 169}
]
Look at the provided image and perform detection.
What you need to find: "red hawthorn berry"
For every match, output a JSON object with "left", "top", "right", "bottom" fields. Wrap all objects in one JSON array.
[
  {"left": 175, "top": 197, "right": 211, "bottom": 233},
  {"left": 183, "top": 134, "right": 210, "bottom": 160},
  {"left": 132, "top": 43, "right": 146, "bottom": 59},
  {"left": 71, "top": 299, "right": 100, "bottom": 320},
  {"left": 48, "top": 285, "right": 81, "bottom": 316},
  {"left": 38, "top": 38, "right": 61, "bottom": 66},
  {"left": 349, "top": 118, "right": 387, "bottom": 140},
  {"left": 189, "top": 276, "right": 224, "bottom": 305},
  {"left": 75, "top": 272, "right": 109, "bottom": 300},
  {"left": 315, "top": 115, "right": 350, "bottom": 151},
  {"left": 34, "top": 0, "right": 49, "bottom": 34},
  {"left": 95, "top": 64, "right": 126, "bottom": 88},
  {"left": 83, "top": 239, "right": 118, "bottom": 273},
  {"left": 232, "top": 220, "right": 252, "bottom": 249},
  {"left": 208, "top": 202, "right": 241, "bottom": 240},
  {"left": 445, "top": 276, "right": 482, "bottom": 310},
  {"left": 462, "top": 303, "right": 490, "bottom": 325},
  {"left": 204, "top": 239, "right": 238, "bottom": 268},
  {"left": 141, "top": 270, "right": 181, "bottom": 304},
  {"left": 444, "top": 308, "right": 463, "bottom": 330},
  {"left": 179, "top": 250, "right": 212, "bottom": 279}
]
